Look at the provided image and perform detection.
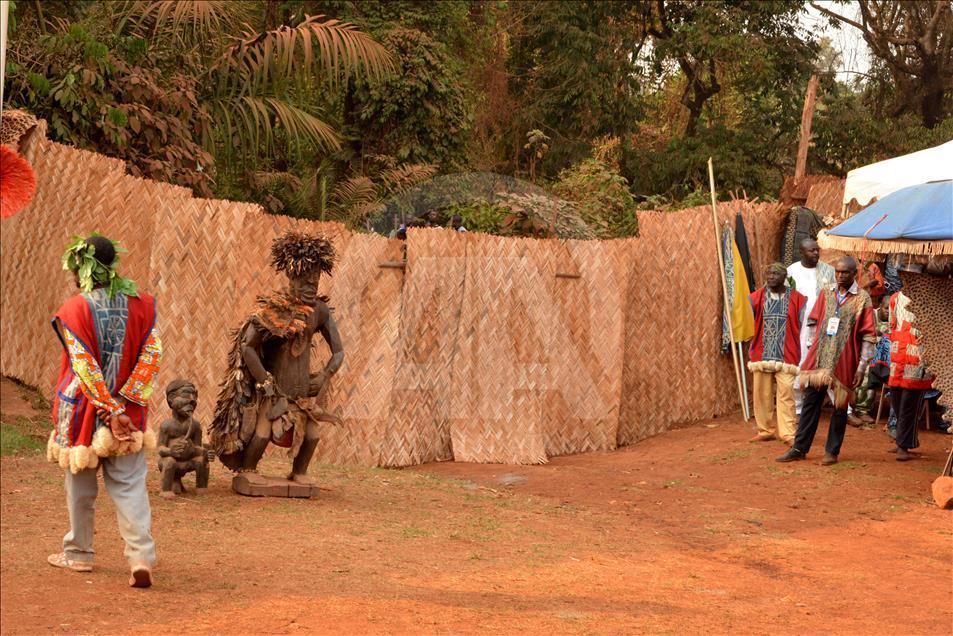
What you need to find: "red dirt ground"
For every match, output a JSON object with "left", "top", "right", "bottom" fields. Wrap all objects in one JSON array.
[{"left": 2, "top": 377, "right": 951, "bottom": 634}]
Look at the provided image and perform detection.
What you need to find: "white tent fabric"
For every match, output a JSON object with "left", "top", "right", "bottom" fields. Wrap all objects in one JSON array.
[{"left": 843, "top": 140, "right": 953, "bottom": 209}]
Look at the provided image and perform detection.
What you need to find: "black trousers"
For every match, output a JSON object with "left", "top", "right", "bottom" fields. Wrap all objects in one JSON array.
[
  {"left": 890, "top": 387, "right": 924, "bottom": 450},
  {"left": 794, "top": 385, "right": 848, "bottom": 456}
]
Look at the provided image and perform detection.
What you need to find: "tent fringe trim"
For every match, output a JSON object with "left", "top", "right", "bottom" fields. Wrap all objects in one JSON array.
[{"left": 818, "top": 231, "right": 953, "bottom": 256}]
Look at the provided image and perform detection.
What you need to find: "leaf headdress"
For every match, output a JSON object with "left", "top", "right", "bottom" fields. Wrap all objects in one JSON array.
[{"left": 61, "top": 234, "right": 138, "bottom": 298}]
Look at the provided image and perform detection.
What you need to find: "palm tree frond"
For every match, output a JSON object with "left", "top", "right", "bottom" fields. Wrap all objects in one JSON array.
[
  {"left": 211, "top": 96, "right": 341, "bottom": 155},
  {"left": 378, "top": 164, "right": 438, "bottom": 198},
  {"left": 330, "top": 176, "right": 378, "bottom": 211},
  {"left": 223, "top": 15, "right": 395, "bottom": 91},
  {"left": 121, "top": 1, "right": 249, "bottom": 45}
]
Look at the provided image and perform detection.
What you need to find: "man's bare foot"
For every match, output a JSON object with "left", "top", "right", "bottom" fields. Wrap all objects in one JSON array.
[
  {"left": 159, "top": 490, "right": 175, "bottom": 499},
  {"left": 749, "top": 433, "right": 774, "bottom": 442},
  {"left": 288, "top": 472, "right": 314, "bottom": 485}
]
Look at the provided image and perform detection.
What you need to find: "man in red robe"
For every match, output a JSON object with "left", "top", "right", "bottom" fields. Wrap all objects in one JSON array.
[
  {"left": 46, "top": 235, "right": 162, "bottom": 588},
  {"left": 777, "top": 256, "right": 877, "bottom": 465},
  {"left": 747, "top": 263, "right": 807, "bottom": 444}
]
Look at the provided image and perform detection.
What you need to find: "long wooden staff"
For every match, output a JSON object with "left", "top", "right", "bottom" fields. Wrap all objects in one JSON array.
[{"left": 709, "top": 158, "right": 749, "bottom": 421}]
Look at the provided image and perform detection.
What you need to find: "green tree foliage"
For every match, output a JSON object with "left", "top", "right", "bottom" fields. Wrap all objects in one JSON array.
[
  {"left": 811, "top": 75, "right": 953, "bottom": 175},
  {"left": 6, "top": 13, "right": 215, "bottom": 194},
  {"left": 5, "top": 1, "right": 392, "bottom": 205},
  {"left": 5, "top": 1, "right": 950, "bottom": 235},
  {"left": 552, "top": 140, "right": 639, "bottom": 237},
  {"left": 506, "top": 0, "right": 646, "bottom": 174},
  {"left": 351, "top": 27, "right": 472, "bottom": 170}
]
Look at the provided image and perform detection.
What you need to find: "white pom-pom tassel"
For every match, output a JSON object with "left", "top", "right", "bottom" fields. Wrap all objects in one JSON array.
[
  {"left": 70, "top": 446, "right": 92, "bottom": 474},
  {"left": 92, "top": 427, "right": 114, "bottom": 457},
  {"left": 143, "top": 428, "right": 157, "bottom": 451},
  {"left": 58, "top": 448, "right": 70, "bottom": 469},
  {"left": 47, "top": 431, "right": 58, "bottom": 463},
  {"left": 87, "top": 452, "right": 99, "bottom": 470}
]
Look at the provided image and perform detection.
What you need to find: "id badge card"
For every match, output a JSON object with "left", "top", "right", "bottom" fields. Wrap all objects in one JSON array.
[{"left": 826, "top": 316, "right": 840, "bottom": 337}]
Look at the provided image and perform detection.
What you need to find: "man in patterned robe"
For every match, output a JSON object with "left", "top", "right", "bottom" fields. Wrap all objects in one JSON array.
[
  {"left": 46, "top": 235, "right": 162, "bottom": 588},
  {"left": 888, "top": 291, "right": 934, "bottom": 461},
  {"left": 778, "top": 256, "right": 877, "bottom": 466},
  {"left": 747, "top": 263, "right": 807, "bottom": 444}
]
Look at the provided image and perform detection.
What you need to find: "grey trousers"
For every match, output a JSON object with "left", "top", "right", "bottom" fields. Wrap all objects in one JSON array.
[{"left": 62, "top": 450, "right": 156, "bottom": 566}]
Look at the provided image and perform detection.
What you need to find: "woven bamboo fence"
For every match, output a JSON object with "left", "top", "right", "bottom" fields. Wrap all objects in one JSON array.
[{"left": 1, "top": 131, "right": 785, "bottom": 466}]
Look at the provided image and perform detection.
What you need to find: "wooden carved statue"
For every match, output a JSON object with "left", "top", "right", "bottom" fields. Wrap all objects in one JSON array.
[
  {"left": 157, "top": 379, "right": 211, "bottom": 497},
  {"left": 209, "top": 231, "right": 344, "bottom": 497}
]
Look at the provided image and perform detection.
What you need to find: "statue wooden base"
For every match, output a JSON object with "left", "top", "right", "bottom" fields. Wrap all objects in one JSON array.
[{"left": 232, "top": 473, "right": 319, "bottom": 498}]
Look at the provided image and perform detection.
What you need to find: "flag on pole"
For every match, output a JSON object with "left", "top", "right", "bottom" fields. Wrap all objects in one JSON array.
[{"left": 721, "top": 226, "right": 754, "bottom": 352}]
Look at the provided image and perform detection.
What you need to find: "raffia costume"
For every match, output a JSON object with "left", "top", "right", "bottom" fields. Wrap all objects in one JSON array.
[{"left": 208, "top": 232, "right": 340, "bottom": 472}]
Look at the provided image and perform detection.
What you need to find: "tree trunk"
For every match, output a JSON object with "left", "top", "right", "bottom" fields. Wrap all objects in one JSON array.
[
  {"left": 679, "top": 57, "right": 720, "bottom": 137},
  {"left": 919, "top": 61, "right": 944, "bottom": 129}
]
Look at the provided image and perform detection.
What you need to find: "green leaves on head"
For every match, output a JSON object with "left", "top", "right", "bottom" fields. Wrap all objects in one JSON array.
[{"left": 61, "top": 233, "right": 138, "bottom": 298}]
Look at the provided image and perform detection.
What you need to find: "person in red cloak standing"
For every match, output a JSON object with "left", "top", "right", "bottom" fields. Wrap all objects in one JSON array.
[
  {"left": 46, "top": 235, "right": 162, "bottom": 588},
  {"left": 777, "top": 256, "right": 877, "bottom": 466},
  {"left": 747, "top": 263, "right": 807, "bottom": 444}
]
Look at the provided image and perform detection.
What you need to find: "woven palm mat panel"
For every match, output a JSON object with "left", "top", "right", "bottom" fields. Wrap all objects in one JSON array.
[
  {"left": 541, "top": 238, "right": 627, "bottom": 456},
  {"left": 805, "top": 179, "right": 846, "bottom": 218},
  {"left": 380, "top": 228, "right": 466, "bottom": 467},
  {"left": 779, "top": 174, "right": 840, "bottom": 206},
  {"left": 617, "top": 203, "right": 781, "bottom": 446},
  {"left": 900, "top": 272, "right": 953, "bottom": 417},
  {"left": 0, "top": 137, "right": 156, "bottom": 389},
  {"left": 314, "top": 233, "right": 405, "bottom": 466},
  {"left": 448, "top": 234, "right": 551, "bottom": 464}
]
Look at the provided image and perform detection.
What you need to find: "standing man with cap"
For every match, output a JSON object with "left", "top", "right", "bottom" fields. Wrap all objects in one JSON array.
[{"left": 747, "top": 263, "right": 807, "bottom": 444}]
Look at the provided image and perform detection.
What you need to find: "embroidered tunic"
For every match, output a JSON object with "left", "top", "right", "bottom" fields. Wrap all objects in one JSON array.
[
  {"left": 49, "top": 289, "right": 162, "bottom": 472},
  {"left": 747, "top": 287, "right": 807, "bottom": 375}
]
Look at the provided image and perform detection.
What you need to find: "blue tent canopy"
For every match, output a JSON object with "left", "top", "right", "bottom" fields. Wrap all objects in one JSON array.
[{"left": 828, "top": 180, "right": 952, "bottom": 241}]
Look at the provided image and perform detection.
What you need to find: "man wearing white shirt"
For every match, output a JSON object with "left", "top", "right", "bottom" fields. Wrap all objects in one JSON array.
[{"left": 786, "top": 239, "right": 835, "bottom": 414}]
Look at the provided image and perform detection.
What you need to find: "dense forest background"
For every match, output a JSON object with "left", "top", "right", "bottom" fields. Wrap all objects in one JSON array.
[{"left": 4, "top": 1, "right": 952, "bottom": 236}]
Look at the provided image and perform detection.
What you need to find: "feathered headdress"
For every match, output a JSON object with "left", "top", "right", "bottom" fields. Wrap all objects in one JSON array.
[{"left": 271, "top": 231, "right": 335, "bottom": 277}]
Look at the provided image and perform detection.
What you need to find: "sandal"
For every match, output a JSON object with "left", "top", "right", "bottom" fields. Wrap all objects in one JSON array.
[{"left": 47, "top": 552, "right": 93, "bottom": 572}]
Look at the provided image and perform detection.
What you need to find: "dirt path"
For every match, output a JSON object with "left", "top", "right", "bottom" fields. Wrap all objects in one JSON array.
[{"left": 2, "top": 378, "right": 951, "bottom": 634}]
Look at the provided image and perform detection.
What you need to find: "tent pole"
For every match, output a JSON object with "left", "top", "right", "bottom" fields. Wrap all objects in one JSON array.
[{"left": 708, "top": 158, "right": 748, "bottom": 421}]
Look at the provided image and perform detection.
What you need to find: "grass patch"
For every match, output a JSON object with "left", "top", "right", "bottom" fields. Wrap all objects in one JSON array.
[
  {"left": 1, "top": 423, "right": 44, "bottom": 456},
  {"left": 711, "top": 448, "right": 752, "bottom": 464},
  {"left": 828, "top": 460, "right": 860, "bottom": 473},
  {"left": 401, "top": 525, "right": 430, "bottom": 538},
  {"left": 663, "top": 479, "right": 683, "bottom": 489}
]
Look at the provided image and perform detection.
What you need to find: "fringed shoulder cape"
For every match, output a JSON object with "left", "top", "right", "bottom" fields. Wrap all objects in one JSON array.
[{"left": 799, "top": 287, "right": 877, "bottom": 408}]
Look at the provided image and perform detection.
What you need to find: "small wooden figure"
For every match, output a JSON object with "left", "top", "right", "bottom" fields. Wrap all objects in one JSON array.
[{"left": 157, "top": 379, "right": 211, "bottom": 498}]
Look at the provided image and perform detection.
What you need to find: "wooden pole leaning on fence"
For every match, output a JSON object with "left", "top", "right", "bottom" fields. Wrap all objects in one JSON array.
[
  {"left": 794, "top": 73, "right": 819, "bottom": 182},
  {"left": 708, "top": 158, "right": 749, "bottom": 421}
]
